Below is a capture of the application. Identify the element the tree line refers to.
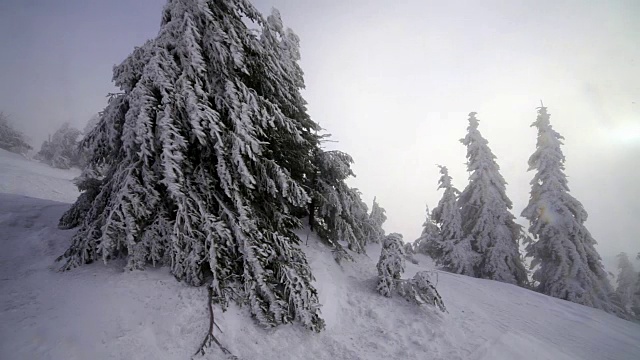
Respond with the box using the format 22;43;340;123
412;108;639;320
0;112;96;170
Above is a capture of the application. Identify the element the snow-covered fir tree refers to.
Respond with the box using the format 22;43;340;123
59;170;102;229
367;197;387;244
84;113;101;135
308;148;371;258
58;0;330;331
432;165;475;276
403;242;420;265
0;112;31;155
413;205;441;259
376;233;406;297
614;252;637;316
522;106;612;311
377;233;446;311
35;122;82;169
403;242;414;254
256;9;321;192
397;271;446;312
459;112;527;286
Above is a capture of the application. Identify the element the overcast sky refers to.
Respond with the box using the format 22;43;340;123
0;0;638;272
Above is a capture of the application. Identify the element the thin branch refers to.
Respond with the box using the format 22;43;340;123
194;285;234;358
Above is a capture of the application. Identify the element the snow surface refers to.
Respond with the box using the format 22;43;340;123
1;149;640;360
0;149;80;203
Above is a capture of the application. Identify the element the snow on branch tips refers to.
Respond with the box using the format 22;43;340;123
57;0;335;333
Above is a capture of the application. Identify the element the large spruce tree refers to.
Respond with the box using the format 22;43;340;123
459;112;527;286
614;252;637;316
308;148;372;257
432;165;475;276
522;106;612;311
413;205;441;259
367;197;387;244
58;0;327;331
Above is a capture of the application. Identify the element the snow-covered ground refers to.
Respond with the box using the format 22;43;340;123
1;148;639;360
0;149;80;203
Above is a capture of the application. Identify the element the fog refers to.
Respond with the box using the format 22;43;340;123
1;0;638;272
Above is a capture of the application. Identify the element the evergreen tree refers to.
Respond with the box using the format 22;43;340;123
308;148;371;257
77;114;102;168
254;9;320;191
0;112;31;155
35;122;83;169
84;113;101;135
59;170;102;229
403;242;420;265
614;252;637;316
397;271;446;312
432;165;475;276
413;205;441;259
403;242;414;255
459;112;527;286
522;106;612;311
376;233;406;297
367;197;387;244
58;0;325;331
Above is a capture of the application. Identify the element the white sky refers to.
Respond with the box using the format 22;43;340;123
0;0;638;271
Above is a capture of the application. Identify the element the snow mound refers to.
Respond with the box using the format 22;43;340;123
1;145;640;359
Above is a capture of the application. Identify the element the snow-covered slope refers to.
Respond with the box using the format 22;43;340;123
1;149;639;360
0;148;80;203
